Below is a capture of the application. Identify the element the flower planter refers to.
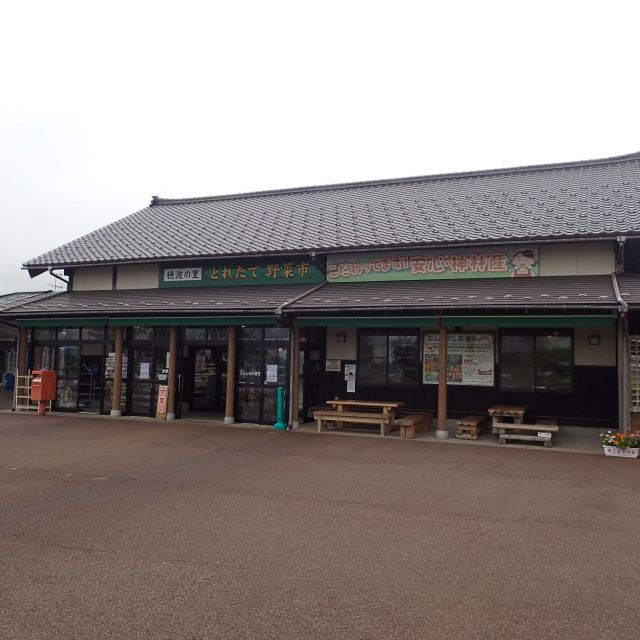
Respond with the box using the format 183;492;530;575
602;446;639;459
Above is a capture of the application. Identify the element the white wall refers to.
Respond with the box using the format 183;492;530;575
116;264;159;289
72;266;113;291
574;327;616;367
539;242;615;276
325;327;357;360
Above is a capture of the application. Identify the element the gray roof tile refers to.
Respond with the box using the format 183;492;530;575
24;152;640;268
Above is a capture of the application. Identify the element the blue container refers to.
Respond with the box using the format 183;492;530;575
3;372;15;392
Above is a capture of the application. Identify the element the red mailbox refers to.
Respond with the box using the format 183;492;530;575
31;370;57;402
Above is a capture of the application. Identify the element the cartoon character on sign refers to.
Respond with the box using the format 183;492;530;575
510;250;536;278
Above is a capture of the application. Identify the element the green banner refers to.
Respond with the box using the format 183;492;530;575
160;257;324;288
327;246;538;282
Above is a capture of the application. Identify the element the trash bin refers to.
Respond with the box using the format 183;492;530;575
3;372;15;392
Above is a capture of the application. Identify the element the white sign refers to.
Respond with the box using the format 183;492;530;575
344;364;356;381
423;333;494;387
325;359;341;372
266;364;278;383
163;267;203;282
537;431;553;439
139;362;151;380
346;380;356;393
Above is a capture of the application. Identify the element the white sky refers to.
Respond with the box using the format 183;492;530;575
1;0;639;294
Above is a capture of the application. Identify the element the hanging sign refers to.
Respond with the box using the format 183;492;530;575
161;256;324;288
327;246;538;283
423;333;495;387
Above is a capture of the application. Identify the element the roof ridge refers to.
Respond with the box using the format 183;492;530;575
150;150;640;207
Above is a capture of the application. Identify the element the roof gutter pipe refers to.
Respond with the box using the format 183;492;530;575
275;282;327;316
48;268;69;285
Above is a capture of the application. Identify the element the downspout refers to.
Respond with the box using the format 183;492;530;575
612;273;630;432
48;268;70;286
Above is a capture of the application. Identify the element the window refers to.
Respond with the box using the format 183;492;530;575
358;330;420;386
500;330;573;392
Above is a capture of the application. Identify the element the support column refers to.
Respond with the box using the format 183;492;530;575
291;320;301;429
110;326;124;417
17;327;28;377
224;325;237;424
618;313;631;433
436;318;449;439
166;326;178;421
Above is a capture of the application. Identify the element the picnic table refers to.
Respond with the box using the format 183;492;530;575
488;404;559;447
314;399;405;437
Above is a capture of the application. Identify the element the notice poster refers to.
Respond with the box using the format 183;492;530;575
139;362;151;380
344;364;356;381
266;364;278;383
422;333;494;387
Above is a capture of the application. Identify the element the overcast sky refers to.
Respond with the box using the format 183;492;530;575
1;0;638;294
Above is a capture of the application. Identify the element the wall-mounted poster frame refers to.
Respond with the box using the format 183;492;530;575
422;332;495;387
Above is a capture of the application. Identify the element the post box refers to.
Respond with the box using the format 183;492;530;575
31;370;58;402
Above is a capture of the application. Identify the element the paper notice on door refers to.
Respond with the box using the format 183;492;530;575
266;364;278;383
140;362;150;380
346;380;356;393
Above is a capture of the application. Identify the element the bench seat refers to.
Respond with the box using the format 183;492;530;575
395;414;430;440
493;421;559;448
314;410;395;437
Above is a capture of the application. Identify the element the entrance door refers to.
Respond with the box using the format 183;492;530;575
78;355;102;413
189;347;226;412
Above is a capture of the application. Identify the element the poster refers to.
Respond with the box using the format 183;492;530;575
346;380;356;393
139;362;151;380
266;364;278;383
325;359;341;372
344;364;356;381
423;333;494;386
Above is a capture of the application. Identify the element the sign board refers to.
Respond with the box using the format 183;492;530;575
325;359;341;372
423;333;494;386
327;246;538;283
266;364;278;383
156;385;169;420
161;257;324;288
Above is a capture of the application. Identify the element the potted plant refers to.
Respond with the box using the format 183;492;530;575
600;431;640;458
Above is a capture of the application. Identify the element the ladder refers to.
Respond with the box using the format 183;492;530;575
12;370;52;413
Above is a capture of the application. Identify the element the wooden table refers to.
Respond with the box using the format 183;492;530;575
314;399;405;437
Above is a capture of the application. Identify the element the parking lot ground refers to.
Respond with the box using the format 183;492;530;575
0;412;638;640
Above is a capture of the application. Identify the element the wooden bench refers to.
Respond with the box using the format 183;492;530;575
493;419;559;448
456;415;489;440
314;410;395;437
395;413;431;440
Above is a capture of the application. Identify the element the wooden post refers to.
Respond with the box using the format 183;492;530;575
291;320;301;429
17;327;28;377
110;326;124;417
166;326;178;421
618;313;631;433
224;325;237;424
436;318;449;439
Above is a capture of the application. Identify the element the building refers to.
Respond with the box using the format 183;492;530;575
4;151;640;434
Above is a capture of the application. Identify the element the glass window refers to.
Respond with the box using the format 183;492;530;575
133;348;154;380
56;379;78;409
238;345;263;383
208;327;229;343
265;327;290;341
358;331;420;386
500;331;573;393
57;346;80;378
239;327;263;341
155;327;170;343
264;346;288;385
57;327;80;341
237;386;261;421
33;345;54;370
183;327;207;341
33;329;53;341
82;327;105;341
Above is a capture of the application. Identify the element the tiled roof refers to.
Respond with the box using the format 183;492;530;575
1;284;318;318
0;291;54;311
1;277;619;318
616;274;640;308
290;276;618;312
24;151;640;268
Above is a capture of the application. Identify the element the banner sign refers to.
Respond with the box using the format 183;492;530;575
423;333;494;387
327;246;538;282
161;257;324;288
156;385;169;420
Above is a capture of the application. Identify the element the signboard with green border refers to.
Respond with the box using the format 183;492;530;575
160;256;324;288
327;246;538;283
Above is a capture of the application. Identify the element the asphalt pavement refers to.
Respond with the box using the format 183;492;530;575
0;412;638;640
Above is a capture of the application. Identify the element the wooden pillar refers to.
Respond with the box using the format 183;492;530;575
110;326;124;417
291;320;301;429
618;313;631;433
436;318;449;439
17;327;28;377
166;326;179;421
224;325;237;424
